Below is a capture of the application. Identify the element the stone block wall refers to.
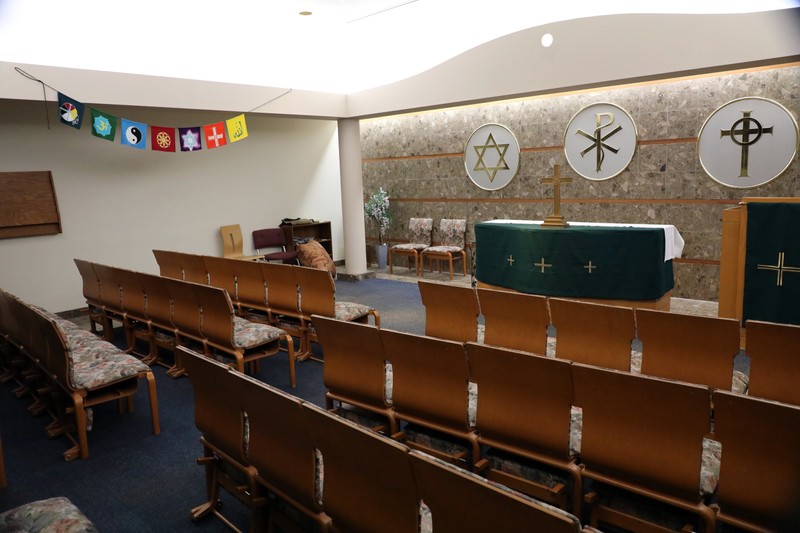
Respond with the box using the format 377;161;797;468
360;64;799;301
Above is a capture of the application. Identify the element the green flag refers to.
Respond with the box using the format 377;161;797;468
90;108;117;142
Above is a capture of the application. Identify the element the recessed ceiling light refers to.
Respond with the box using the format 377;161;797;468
299;11;312;16
541;33;554;47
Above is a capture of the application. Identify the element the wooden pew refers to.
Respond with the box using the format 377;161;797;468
636;308;740;390
418;280;480;342
466;342;582;513
711;390;800;532
477;287;549;355
237;370;331;531
549;298;635;371
153;249;208;284
743;319;800;405
180;346;266;531
135;271;180;368
1;288;160;460
294;265;378;360
302;401;419;533
313;315;395;433
73;258;110;339
380;328;479;468
409;450;588;533
152;249;184;279
572;363;716;532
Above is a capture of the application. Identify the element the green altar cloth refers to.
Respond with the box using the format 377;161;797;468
475;221;675;300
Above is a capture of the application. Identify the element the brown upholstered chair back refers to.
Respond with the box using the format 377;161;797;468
409;451;583;533
163;277;203;339
302;401;419;533
137;272;172;326
418;280;479;342
181;347;247;466
259;261;299;315
381;328;470;433
237;372;323;518
550;297;635;371
636;308;740;389
152;249;183;279
294;265;335;317
73;258;102;305
744;319;800;406
115;267;147;319
467;342;573;460
90;263;123;312
712;390;800;531
572;362;711;502
478;288;549;354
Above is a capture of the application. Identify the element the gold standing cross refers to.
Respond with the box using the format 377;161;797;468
542;164;572;227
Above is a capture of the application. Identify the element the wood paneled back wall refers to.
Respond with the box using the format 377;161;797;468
360;64;800;301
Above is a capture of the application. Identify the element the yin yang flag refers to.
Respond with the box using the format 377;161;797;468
57;92;85;130
121;118;147;150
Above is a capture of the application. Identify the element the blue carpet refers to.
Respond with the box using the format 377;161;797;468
0;277;424;532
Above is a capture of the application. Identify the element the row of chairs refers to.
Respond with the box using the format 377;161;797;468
420;280;800;405
181;345;595;533
314;315;800;533
0;287;159;460
390;218;468;279
74;259;296;385
152;249;379;360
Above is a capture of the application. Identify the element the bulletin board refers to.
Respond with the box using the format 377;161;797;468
0;171;62;239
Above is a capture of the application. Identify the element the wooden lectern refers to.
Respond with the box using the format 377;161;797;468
718;197;800;331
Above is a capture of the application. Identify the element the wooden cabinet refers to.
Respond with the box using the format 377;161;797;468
283;221;333;256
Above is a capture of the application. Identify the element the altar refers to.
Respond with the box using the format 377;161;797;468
474;220;684;309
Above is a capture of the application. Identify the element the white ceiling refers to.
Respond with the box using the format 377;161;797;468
1;0;798;94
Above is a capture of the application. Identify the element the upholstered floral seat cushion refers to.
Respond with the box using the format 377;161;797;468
66;331;150;390
0;496;98;533
333;301;371;322
421;245;463;254
392;218;433;251
232;316;284;349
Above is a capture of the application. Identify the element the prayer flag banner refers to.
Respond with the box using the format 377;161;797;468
151;126;176;152
203;122;227;149
226;114;248;143
121;118;147;150
58;93;85;130
90;108;117;141
179;127;202;152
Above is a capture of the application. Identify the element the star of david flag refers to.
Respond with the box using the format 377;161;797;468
225;114;249;143
121;119;147;150
179;127;202;152
57;93;85;130
90;108;117;141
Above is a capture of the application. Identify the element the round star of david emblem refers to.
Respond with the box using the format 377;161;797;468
698;97;798;189
464;123;520;191
564;102;638;181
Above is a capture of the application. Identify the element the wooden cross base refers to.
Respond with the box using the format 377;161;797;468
542;215;569;228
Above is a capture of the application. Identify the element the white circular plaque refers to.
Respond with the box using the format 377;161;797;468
464;123;520;191
564;102;638;181
698;97;799;189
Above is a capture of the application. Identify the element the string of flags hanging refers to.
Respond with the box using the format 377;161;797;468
59;91;246;153
17;67;292;154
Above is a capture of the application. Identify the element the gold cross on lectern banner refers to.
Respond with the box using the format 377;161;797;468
758;252;800;286
542;164;572;227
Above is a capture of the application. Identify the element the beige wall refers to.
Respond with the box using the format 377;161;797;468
360;65;800;301
0;100;342;312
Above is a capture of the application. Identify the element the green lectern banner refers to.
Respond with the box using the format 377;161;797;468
743;202;800;326
475;222;674;300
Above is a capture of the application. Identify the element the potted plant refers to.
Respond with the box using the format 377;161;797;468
364;187;392;268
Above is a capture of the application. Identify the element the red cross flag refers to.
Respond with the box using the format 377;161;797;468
203;122;227;149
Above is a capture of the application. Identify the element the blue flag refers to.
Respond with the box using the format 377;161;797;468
121;118;147;150
57;93;85;130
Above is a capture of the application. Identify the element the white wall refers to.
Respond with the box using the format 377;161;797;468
0;100;342;312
